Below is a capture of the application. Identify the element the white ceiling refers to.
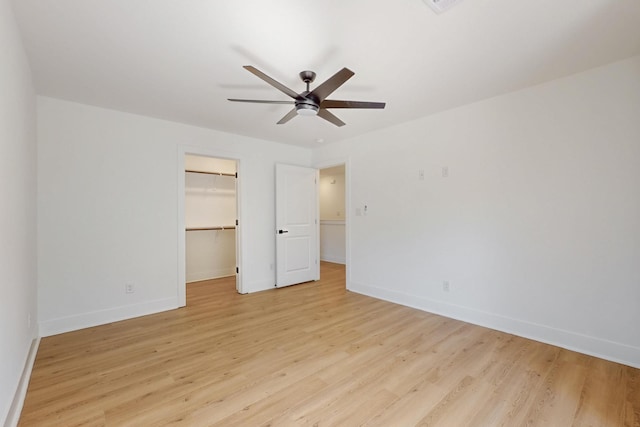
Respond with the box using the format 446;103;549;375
11;0;640;148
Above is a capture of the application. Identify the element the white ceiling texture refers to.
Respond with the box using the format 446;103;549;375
11;0;640;148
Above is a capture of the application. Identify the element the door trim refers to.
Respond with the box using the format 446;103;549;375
314;157;351;288
177;145;244;307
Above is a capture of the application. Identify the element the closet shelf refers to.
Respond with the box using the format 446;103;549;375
185;169;236;178
186;226;236;231
185;188;235;194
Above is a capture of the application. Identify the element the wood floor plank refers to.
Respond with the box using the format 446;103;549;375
572;357;626;427
18;262;640;426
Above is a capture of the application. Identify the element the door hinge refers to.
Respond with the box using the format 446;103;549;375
236;267;239;274
235;172;238;178
236;219;238;226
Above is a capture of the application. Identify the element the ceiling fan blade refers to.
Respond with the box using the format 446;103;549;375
308;68;355;102
228;99;294;105
321;100;386;109
317;109;346;127
243;66;301;100
277;108;298;125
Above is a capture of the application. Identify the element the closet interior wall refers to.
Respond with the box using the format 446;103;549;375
185;155;237;283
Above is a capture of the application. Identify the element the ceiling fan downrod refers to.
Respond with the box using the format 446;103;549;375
299;71;316;92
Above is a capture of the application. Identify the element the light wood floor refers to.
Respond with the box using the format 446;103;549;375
20;262;639;426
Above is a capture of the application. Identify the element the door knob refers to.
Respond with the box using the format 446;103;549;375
278;229;289;234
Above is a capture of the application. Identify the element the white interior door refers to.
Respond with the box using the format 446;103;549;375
276;164;319;287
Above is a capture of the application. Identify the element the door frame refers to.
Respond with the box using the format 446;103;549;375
314;157;351;287
177;145;244;307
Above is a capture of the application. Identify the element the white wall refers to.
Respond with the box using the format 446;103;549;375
0;0;38;424
185;155;236;176
185;155;237;282
313;55;640;368
186;229;236;282
319;167;345;220
37;97;310;336
319;222;346;264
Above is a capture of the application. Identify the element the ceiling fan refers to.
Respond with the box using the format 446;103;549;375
228;66;385;127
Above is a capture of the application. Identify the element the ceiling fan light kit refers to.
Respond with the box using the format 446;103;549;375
228;66;386;127
296;105;319;116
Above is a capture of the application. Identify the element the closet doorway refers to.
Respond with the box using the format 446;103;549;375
319;164;347;270
184;154;240;301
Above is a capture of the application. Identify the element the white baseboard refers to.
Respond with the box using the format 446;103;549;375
186;267;236;283
39;297;178;337
4;337;40;427
320;253;346;264
348;280;640;369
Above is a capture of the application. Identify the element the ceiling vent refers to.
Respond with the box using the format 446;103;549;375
423;0;464;14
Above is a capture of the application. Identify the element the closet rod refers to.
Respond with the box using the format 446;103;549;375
185;169;236;178
186;226;236;231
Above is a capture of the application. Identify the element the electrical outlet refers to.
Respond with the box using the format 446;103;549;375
125;282;135;294
419;169;425;180
27;313;31;329
443;281;450;292
442;166;449;178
